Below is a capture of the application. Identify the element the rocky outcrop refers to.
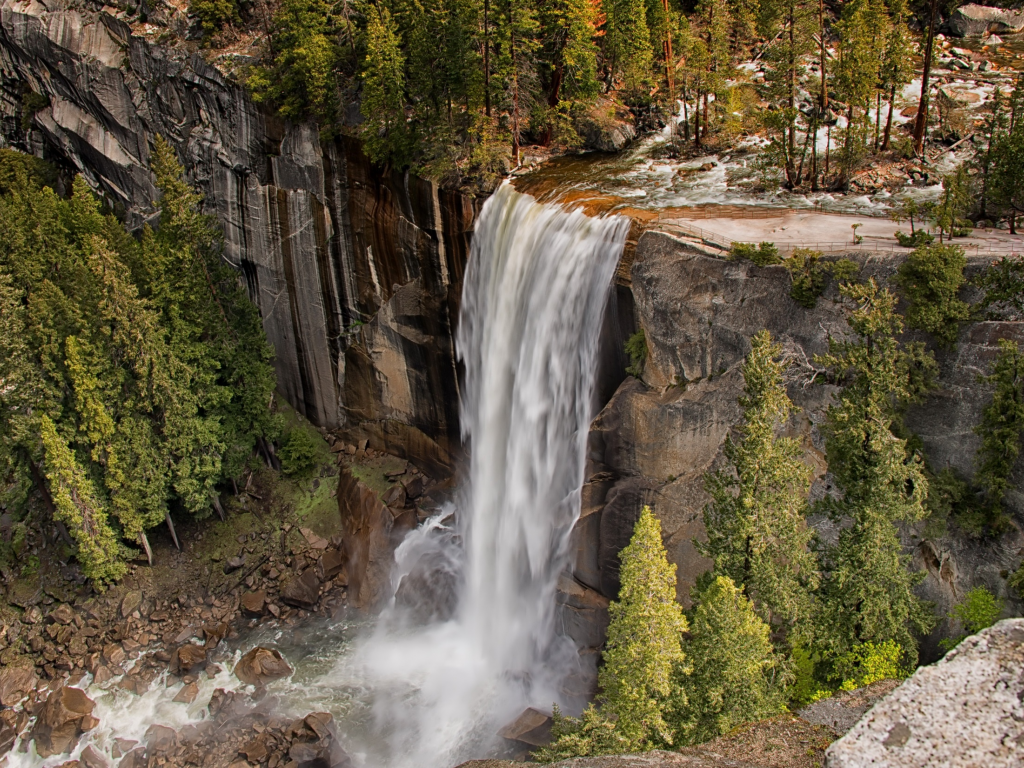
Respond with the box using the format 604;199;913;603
0;0;478;470
825;619;1024;767
569;231;1024;656
946;4;1024;36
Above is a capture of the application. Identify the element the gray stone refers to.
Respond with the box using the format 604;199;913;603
825;619;1024;767
947;4;1024;36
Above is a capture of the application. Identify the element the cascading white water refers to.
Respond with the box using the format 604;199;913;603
345;182;629;767
3;183;628;768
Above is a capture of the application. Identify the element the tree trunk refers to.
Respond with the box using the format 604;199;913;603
819;0;828;112
166;512;180;551
882;84;896;150
663;0;675;100
140;531;153;566
913;0;939;155
875;91;882;150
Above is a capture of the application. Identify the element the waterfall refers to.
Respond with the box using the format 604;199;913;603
348;183;629;767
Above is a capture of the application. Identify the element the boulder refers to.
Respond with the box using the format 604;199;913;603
118;749;147;768
119;591;142;619
0;719;16;758
498;708;553;747
170;643;207;675
825;619;1024;767
0;664;37;706
173;682;199;704
145;724;177;753
798;679;900;735
241;590;266;616
280;569;321;609
319;549;347;581
49;604;75;625
79;745;109;768
234;647;293;686
30;685;96;757
947;4;1024;36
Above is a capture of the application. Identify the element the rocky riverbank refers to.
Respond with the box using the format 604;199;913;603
0;421;453;767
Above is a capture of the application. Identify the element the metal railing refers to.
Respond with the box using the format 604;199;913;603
653;220;1024;260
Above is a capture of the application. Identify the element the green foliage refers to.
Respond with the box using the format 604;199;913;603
625;328;647;378
20;90;49;132
700;330;817;640
973;340;1024;529
813;280;937;663
939;587;1003;652
600;505;688;749
360;5;410;167
785;249;859;309
894;230;934;248
931;166;973;243
836;640;911;690
894;243;969;349
189;0;240;33
1008;564;1024;598
40;416;126;587
279;423;329;477
990;84;1024;232
247;0;341;125
731;241;780;266
0;143;278;583
533;705;629;761
671;576;786;745
976;255;1024;320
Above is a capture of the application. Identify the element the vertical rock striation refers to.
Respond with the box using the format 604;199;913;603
0;0;479;469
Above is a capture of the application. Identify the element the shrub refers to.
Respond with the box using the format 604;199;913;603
785;249;859;309
939;587;1003;652
836;640;911;691
189;0;240;33
894;243;970;349
894;230;934;248
624;329;647;378
279;423;328;477
731;241;781;266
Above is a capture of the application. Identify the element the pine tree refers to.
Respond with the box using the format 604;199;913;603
878;0;914;151
974;340;1024;522
361;5;410;167
40;416;126;587
701;330;818;641
670;576;786;745
814;280;937;663
246;0;340;125
495;0;540;166
894;242;969;349
760;0;814;187
600;505;688;750
991;87;1024;234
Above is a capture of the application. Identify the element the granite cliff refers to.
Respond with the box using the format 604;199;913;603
0;0;478;475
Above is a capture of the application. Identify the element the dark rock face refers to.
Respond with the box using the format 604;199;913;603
0;0;479;471
570;231;1024;656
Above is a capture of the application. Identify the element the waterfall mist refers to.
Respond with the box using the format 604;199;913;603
344;183;629;767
